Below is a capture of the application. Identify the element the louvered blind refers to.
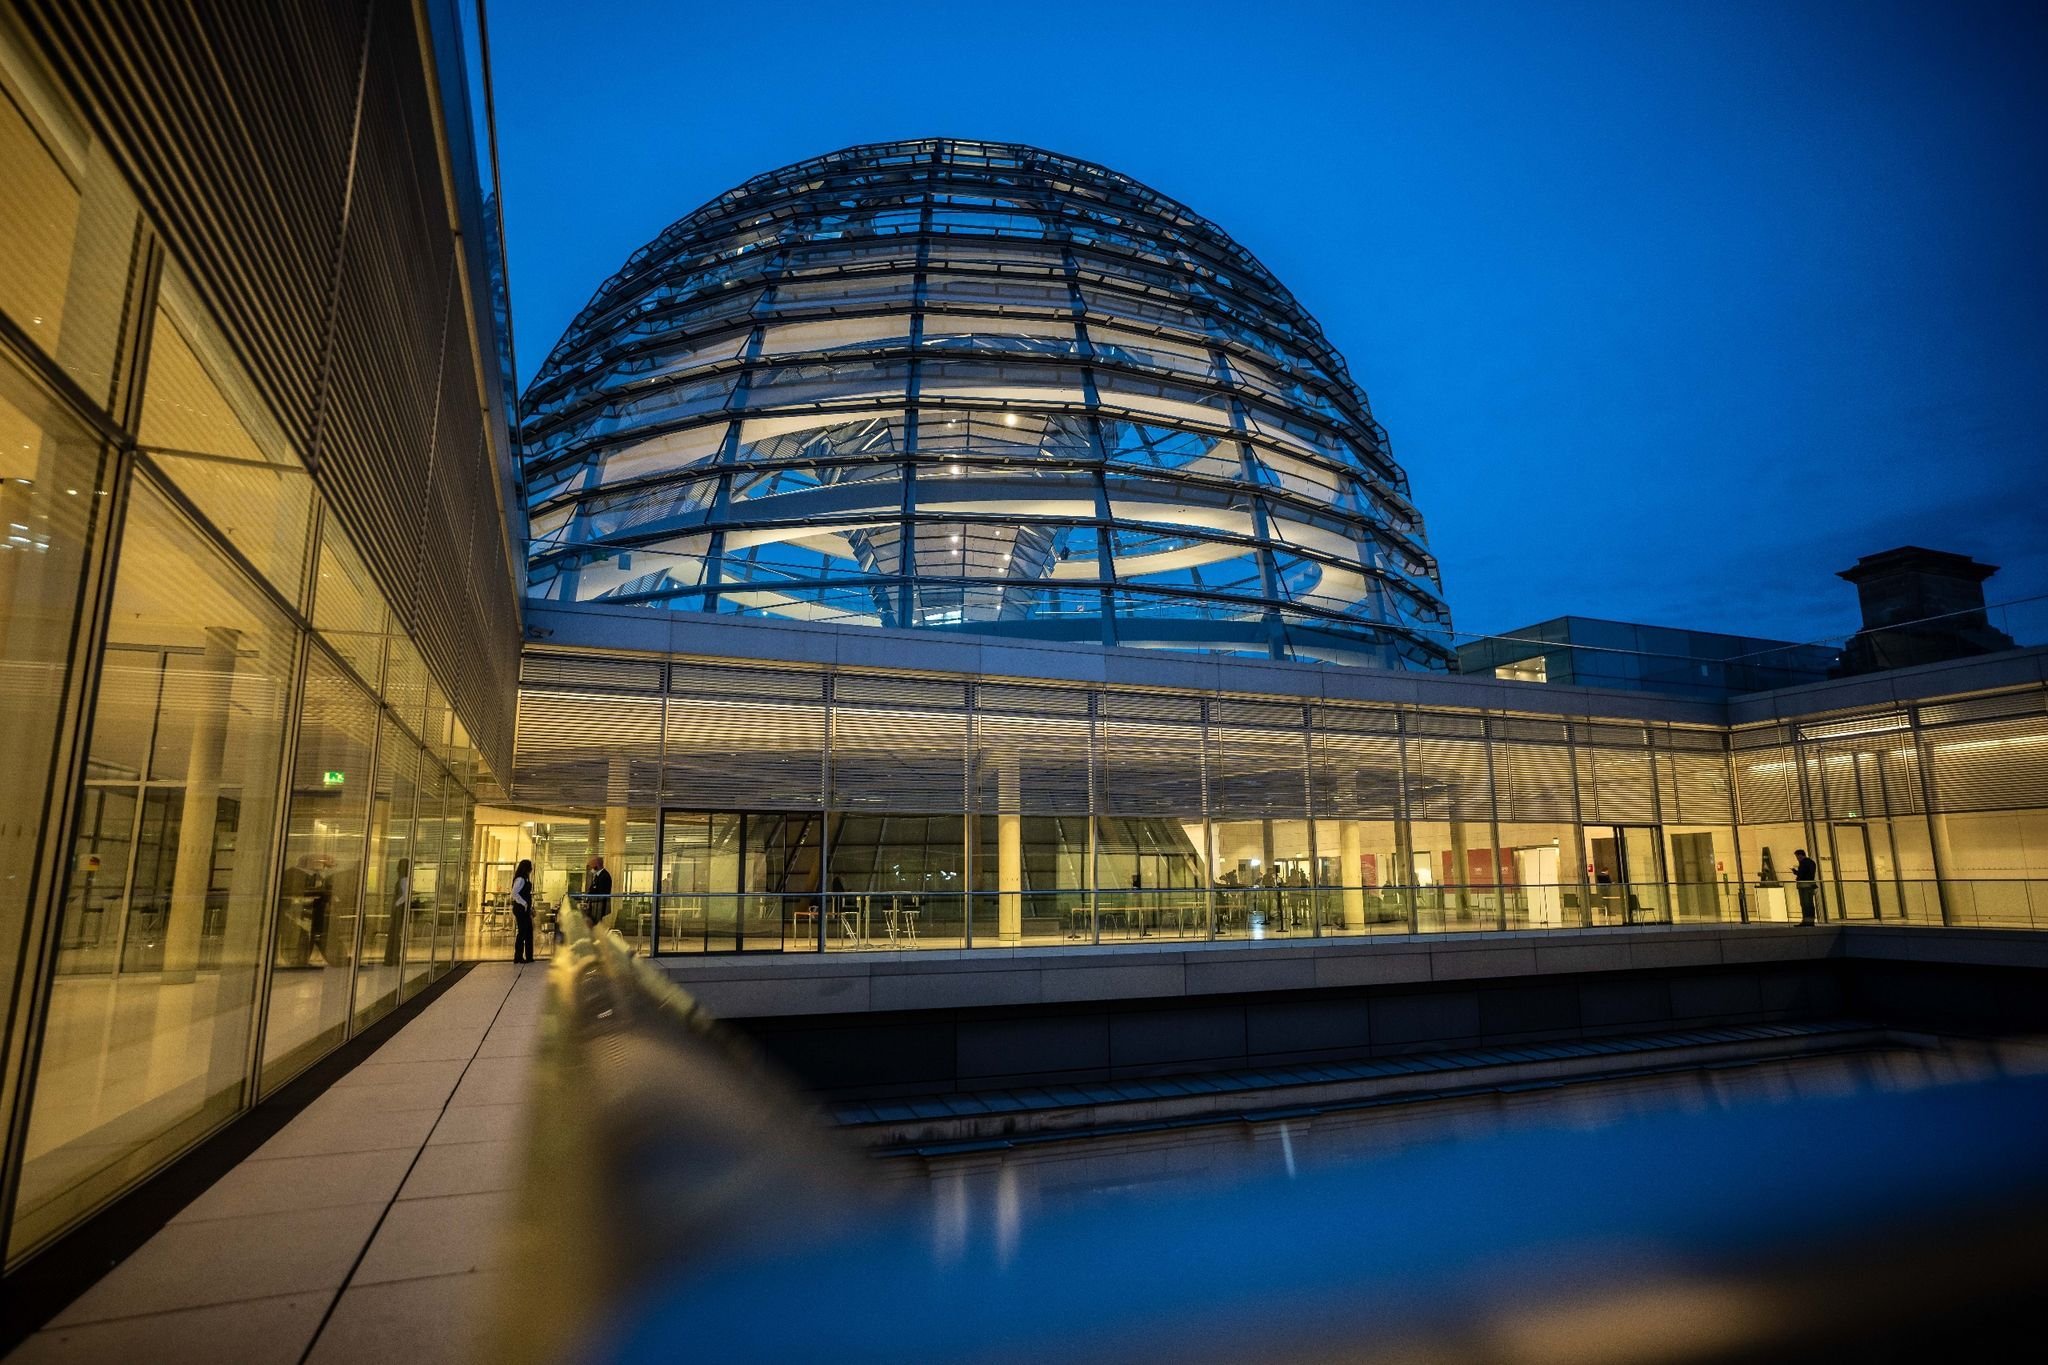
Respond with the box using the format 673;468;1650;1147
1098;719;1205;817
1311;731;1402;819
1497;743;1578;822
1577;746;1655;823
974;683;1092;717
1405;737;1492;821
665;696;824;809
1917;689;2046;728
512;688;662;805
1733;746;1802;824
969;713;1092;813
829;705;966;811
833;674;969;709
1210;723;1310;817
1657;750;1735;824
1923;714;2048;812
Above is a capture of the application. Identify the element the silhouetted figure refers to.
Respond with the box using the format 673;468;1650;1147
583;855;613;929
1793;849;1821;924
510;857;535;963
384;858;412;965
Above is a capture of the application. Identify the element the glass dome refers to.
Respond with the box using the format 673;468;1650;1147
521;138;1453;667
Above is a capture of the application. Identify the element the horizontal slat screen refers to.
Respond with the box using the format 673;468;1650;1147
21;0;524;777
1210;725;1310;818
1659;751;1735;824
512;689;662;805
1405;711;1484;738
1734;746;1802;824
1100;691;1203;723
832;674;969;709
1098;719;1204;816
1311;731;1401;820
1405;738;1491;821
1923;715;2048;812
669;662;825;701
829;705;966;811
1917;689;2045;728
1498;743;1578;822
1578;746;1655;823
666;696;824;810
973;683;1092;717
970;713;1092;813
1313;704;1399;735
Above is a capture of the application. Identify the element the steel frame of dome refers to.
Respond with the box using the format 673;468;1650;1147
521;138;1455;668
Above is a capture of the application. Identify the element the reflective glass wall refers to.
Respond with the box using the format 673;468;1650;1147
514;648;2048;952
0;12;506;1268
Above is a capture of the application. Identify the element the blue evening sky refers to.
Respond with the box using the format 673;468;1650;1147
486;0;2047;646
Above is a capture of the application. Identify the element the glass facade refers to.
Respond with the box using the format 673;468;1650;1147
510;648;2048;952
0;9;511;1267
521;139;1454;668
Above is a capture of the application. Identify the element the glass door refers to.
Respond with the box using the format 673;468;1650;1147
1587;825;1666;924
1828;821;1880;921
661;812;822;952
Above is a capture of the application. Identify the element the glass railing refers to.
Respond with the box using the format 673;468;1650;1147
552;880;2048;955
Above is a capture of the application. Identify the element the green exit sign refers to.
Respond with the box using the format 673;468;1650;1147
322;770;346;787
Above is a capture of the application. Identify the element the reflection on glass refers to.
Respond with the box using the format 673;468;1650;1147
16;476;292;1253
260;654;376;1089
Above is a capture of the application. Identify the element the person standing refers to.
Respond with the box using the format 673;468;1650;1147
384;858;412;965
1792;848;1822;924
509;858;536;963
583;855;613;930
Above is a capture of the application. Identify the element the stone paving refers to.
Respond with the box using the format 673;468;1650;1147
10;963;545;1365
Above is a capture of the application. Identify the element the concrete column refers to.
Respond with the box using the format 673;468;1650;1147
161;628;238;983
1449;817;1470;914
997;814;1022;943
998;756;1022;942
604;756;630;870
1340;820;1366;929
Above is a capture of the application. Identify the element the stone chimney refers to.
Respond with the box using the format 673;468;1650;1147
1834;546;2015;675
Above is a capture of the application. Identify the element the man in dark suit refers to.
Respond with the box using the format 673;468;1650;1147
1792;849;1822;924
583;855;614;930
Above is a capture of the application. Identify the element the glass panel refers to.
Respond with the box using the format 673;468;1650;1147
311;516;388;691
0;349;117;1170
0;20;140;398
659;812;737;952
14;475;294;1256
1097;815;1206;942
1665;825;1736;923
355;721;419;1027
1209;819;1313;940
1496;822;1579;929
261;653;376;1089
969;813;1081;947
401;766;444;994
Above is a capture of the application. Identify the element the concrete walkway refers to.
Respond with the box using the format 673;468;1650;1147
12;963;545;1365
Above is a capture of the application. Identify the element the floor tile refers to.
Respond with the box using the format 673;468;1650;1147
53;1201;386;1323
305;1269;503;1365
350;1191;513;1284
425;1102;525;1146
172;1147;415;1224
16;1291;327;1365
251;1105;441;1161
397;1139;524;1201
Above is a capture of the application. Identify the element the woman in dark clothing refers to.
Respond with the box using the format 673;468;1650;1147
510;858;536;963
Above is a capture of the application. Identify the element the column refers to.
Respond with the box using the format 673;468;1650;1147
1340;820;1366;929
998;753;1022;943
161;628;238;983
